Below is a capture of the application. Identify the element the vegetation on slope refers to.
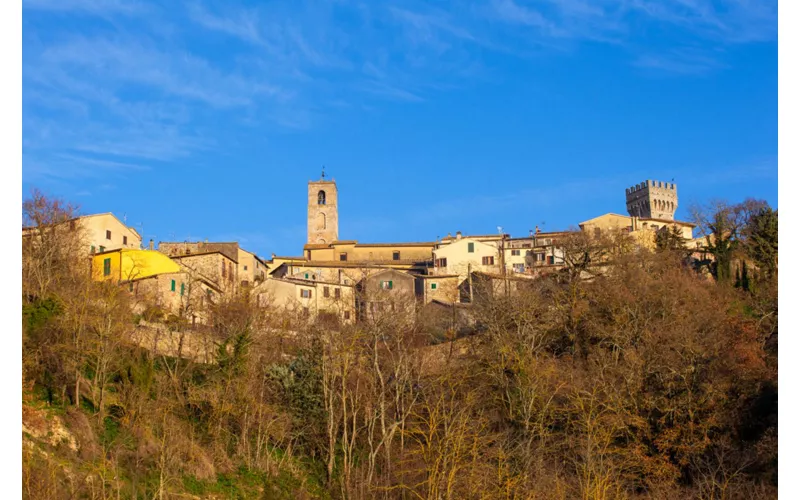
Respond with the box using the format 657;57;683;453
22;191;777;499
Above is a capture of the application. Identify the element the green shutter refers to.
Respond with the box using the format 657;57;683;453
99;246;105;252
388;280;393;289
90;245;95;254
431;283;437;290
180;283;185;296
468;242;474;253
103;258;111;276
129;282;134;292
171;280;176;292
305;273;309;279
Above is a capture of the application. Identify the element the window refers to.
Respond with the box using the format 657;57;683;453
123;235;128;245
482;256;495;265
380;280;393;290
90;245;96;254
344;311;351;320
106;230;111;240
222;260;226;277
511;249;520;256
69;220;76;231
547;256;555;265
170;280;176;292
318;190;326;205
229;262;233;281
435;258;447;268
431;283;437;290
129;282;134;292
513;263;525;273
180;283;185;296
244;265;248;271
301;289;312;298
99;246;105;252
335;288;341;299
305;273;309;279
103;258;111;276
393;251;400;261
467;242;475;253
340;253;348;261
324;286;330;298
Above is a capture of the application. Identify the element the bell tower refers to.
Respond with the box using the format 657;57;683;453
308;169;338;245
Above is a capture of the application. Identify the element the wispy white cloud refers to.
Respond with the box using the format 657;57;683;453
22;0;776;186
23;0;146;16
633;47;728;75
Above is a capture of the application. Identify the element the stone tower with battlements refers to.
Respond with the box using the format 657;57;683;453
308;177;339;245
625;180;678;220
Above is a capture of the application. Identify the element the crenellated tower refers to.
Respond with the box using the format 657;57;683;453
625;180;678;220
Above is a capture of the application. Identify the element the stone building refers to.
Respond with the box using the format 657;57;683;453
169;250;238;294
357;269;417;323
415;274;461;304
625;179;678;220
255;277;355;326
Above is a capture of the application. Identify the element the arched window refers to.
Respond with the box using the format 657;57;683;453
317;212;326;230
318;190;326;205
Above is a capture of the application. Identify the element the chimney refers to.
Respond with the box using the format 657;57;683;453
271;253;276;259
529;229;534;237
149;239;154;250
535;226;541;234
456;231;462;240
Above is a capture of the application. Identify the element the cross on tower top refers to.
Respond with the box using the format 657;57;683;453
321;166;326;179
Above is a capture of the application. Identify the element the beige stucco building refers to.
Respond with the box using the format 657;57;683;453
432;235;502;279
23;212;142;255
579;213;695;249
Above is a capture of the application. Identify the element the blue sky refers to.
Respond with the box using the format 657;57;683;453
22;0;777;257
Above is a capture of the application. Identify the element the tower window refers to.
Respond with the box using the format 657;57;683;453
106;230;111;240
318;190;326;205
393;251;400;260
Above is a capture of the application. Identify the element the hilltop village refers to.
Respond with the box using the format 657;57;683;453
36;176;703;329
